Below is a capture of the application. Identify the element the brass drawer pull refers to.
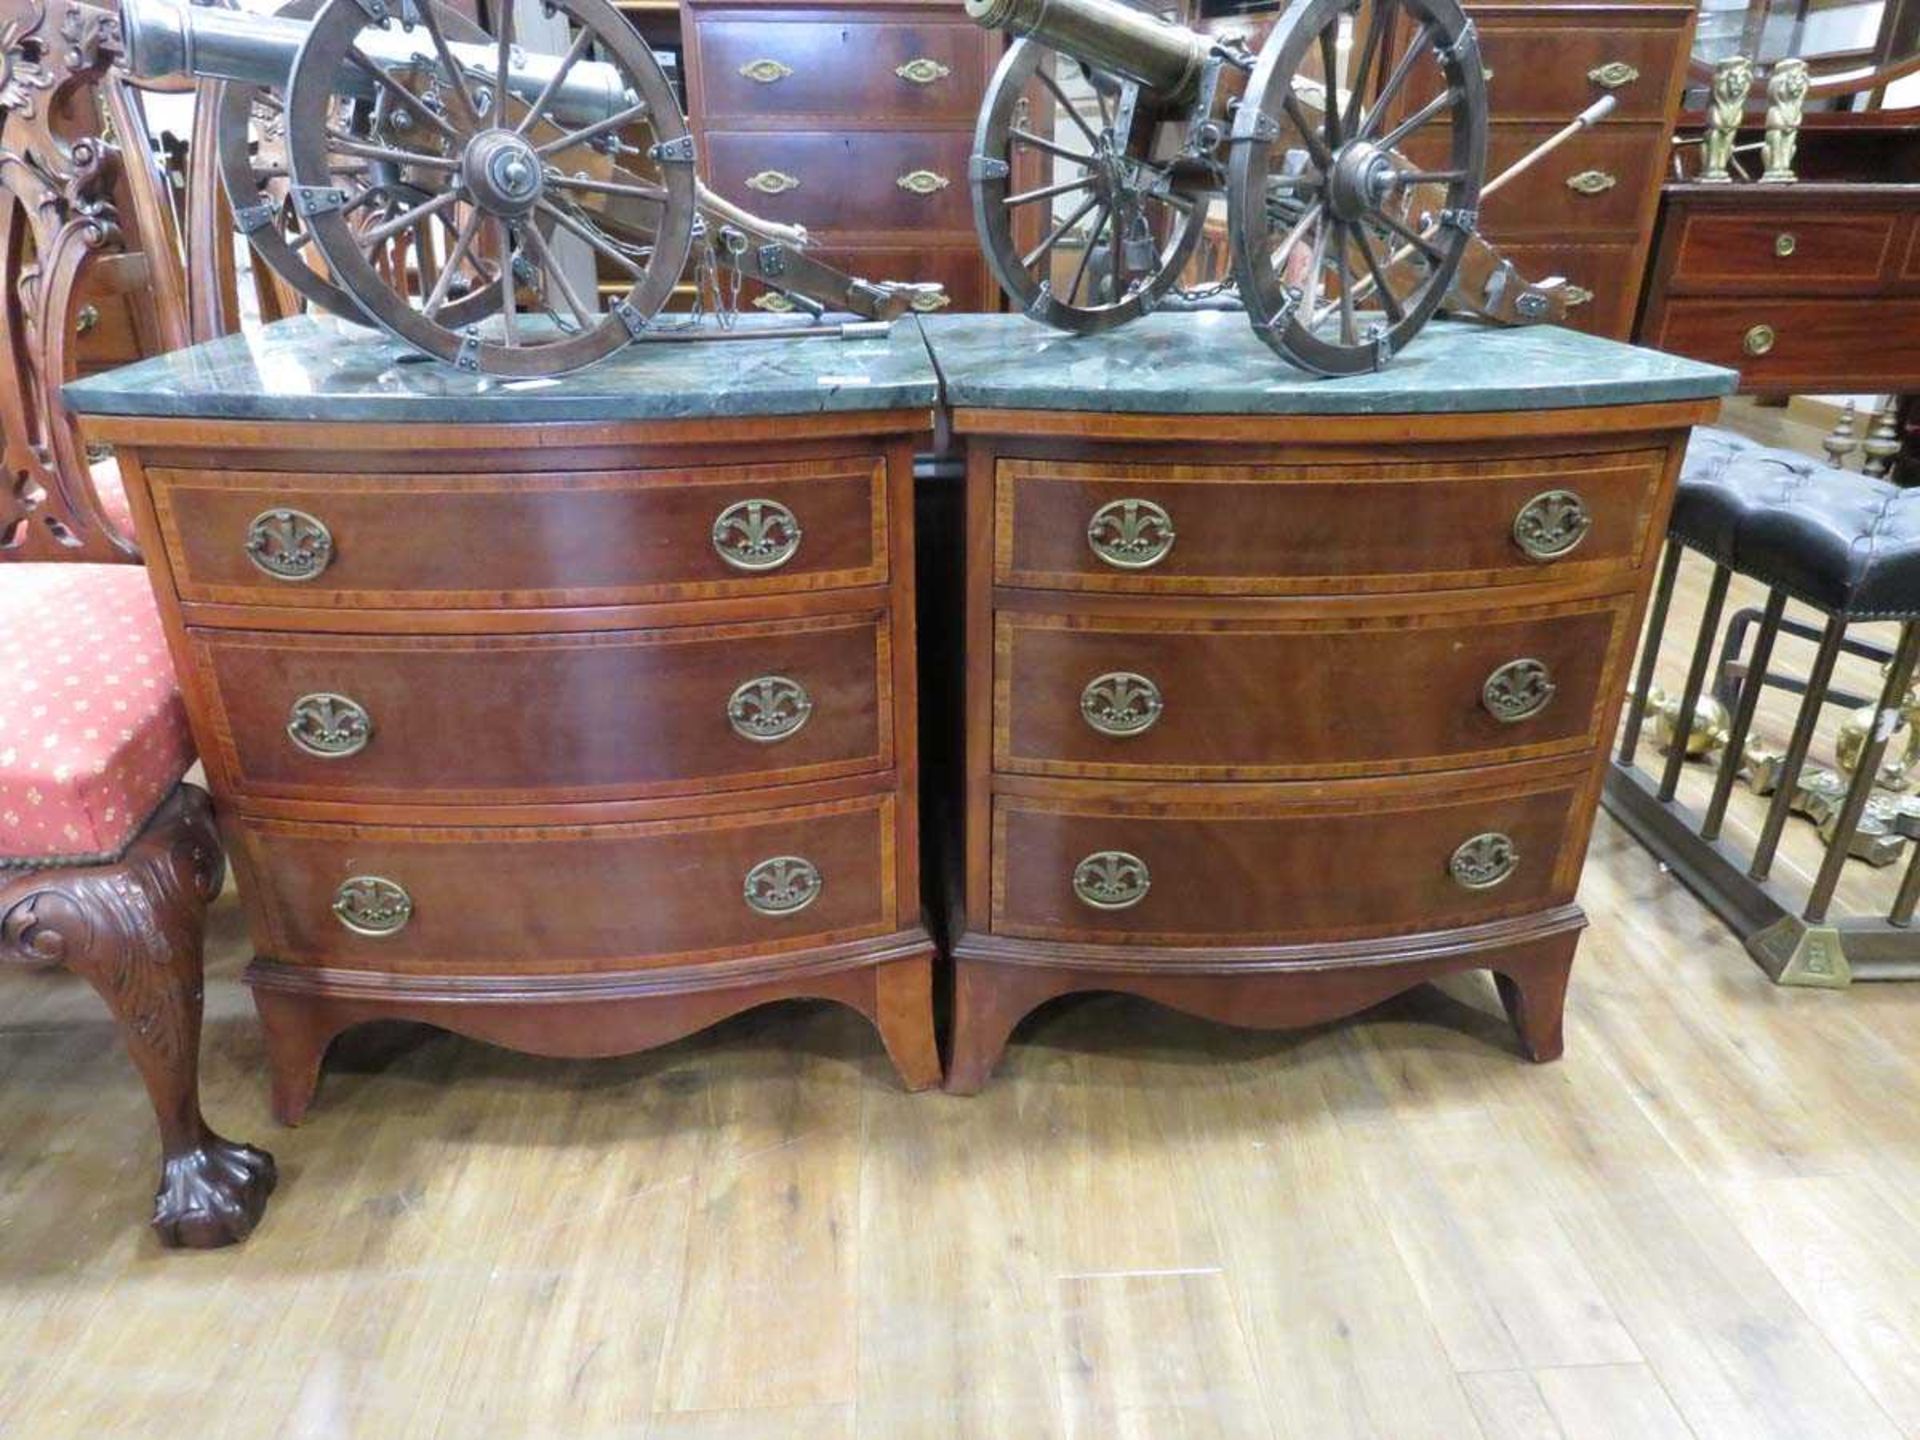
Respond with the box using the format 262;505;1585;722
1775;232;1796;258
1450;833;1518;890
1081;671;1163;737
896;169;951;196
1744;323;1776;357
738;58;792;84
746;169;800;195
332;876;413;937
1587;61;1639;89
75;302;100;334
911;289;952;312
753;292;797;313
1482;659;1556;723
1563;284;1594;308
712;498;802;572
287;692;373;758
744;855;822;916
1566;169;1617;196
245;507;334;581
728;675;813;742
895;57;950;84
1087;498;1175;569
1073;850;1151;910
1512;490;1591;562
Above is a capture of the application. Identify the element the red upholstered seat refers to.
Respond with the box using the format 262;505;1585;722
0;564;194;864
90;455;135;541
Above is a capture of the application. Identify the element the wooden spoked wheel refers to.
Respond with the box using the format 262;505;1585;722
285;0;695;376
971;37;1207;331
1228;0;1486;375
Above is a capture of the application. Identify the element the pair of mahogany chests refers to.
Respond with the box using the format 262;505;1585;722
66;312;1734;1111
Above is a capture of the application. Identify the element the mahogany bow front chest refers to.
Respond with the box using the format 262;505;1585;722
66;316;944;1120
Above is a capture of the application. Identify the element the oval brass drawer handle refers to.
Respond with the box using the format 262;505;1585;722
287;692;373;758
1563;284;1594;308
1587;61;1639;89
1744;323;1776;357
753;292;797;313
1482;659;1556;723
1450;833;1518;890
1775;232;1796;258
728;675;813;742
1072;850;1151;910
1087;498;1175;569
332;875;413;937
1512;489;1591;562
895;57;950;84
738;58;792;84
744;855;822;916
712;498;802;572
896;169;951;196
245;507;334;582
911;289;951;312
746;169;800;195
1566;169;1617;196
75;302;100;334
1081;671;1163;737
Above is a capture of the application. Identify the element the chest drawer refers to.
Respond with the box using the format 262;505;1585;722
693;18;988;124
994;448;1666;595
991;776;1584;944
1494;242;1640;340
235;794;897;971
1644;297;1920;390
189;612;890;804
150;457;887;609
1667;211;1898;290
702;130;974;237
994;597;1631;780
1407;127;1658;238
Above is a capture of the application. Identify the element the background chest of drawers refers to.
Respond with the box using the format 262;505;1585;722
923;312;1732;1091
66;314;943;1122
680;0;1002;314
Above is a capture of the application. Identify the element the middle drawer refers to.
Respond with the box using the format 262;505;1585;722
995;595;1633;780
188;612;891;805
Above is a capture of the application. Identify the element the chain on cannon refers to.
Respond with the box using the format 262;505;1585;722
964;0;1613;375
110;0;945;375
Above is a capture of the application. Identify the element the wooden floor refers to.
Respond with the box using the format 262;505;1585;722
6;403;1920;1440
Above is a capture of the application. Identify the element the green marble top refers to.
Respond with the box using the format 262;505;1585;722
63;308;1736;424
919;311;1737;414
62;313;941;423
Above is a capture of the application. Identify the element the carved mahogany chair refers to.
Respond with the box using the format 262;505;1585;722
0;0;273;1245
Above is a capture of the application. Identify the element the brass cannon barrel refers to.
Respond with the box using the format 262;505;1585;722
965;0;1214;102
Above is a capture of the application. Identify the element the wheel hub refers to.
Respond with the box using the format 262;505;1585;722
1326;141;1397;223
464;129;545;216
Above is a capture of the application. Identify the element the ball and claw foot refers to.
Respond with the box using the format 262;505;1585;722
152;1135;278;1249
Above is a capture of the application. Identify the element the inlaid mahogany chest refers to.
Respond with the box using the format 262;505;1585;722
65;316;944;1120
921;312;1734;1090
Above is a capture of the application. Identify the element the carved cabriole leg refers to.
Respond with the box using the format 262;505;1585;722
0;786;275;1247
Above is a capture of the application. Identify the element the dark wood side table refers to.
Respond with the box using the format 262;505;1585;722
919;312;1735;1091
66;314;943;1121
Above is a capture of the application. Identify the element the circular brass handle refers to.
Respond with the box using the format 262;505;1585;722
1087;498;1175;570
1081;671;1163;737
712;498;802;572
1774;232;1796;258
1450;833;1518;890
744;855;822;916
75;303;100;334
1072;850;1151;910
728;675;813;742
1512;490;1591;562
332;876;412;936
287;692;373;758
1482;659;1556;723
245;507;334;581
1744;323;1776;357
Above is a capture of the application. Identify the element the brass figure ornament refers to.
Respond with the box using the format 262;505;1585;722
1700;55;1753;182
1761;58;1808;184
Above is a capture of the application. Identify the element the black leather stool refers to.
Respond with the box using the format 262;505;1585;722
1605;428;1920;985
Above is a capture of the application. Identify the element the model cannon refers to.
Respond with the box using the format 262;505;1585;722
965;0;1604;374
109;0;943;375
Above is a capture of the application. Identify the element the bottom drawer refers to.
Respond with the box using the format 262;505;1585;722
235;793;896;971
1494;241;1640;340
992;775;1584;944
1643;296;1920;390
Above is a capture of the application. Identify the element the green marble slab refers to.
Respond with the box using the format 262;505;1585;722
63;313;941;422
918;311;1737;414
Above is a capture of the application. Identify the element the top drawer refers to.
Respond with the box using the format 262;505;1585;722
1666;209;1899;291
694;18;988;125
994;448;1669;595
149;456;888;610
